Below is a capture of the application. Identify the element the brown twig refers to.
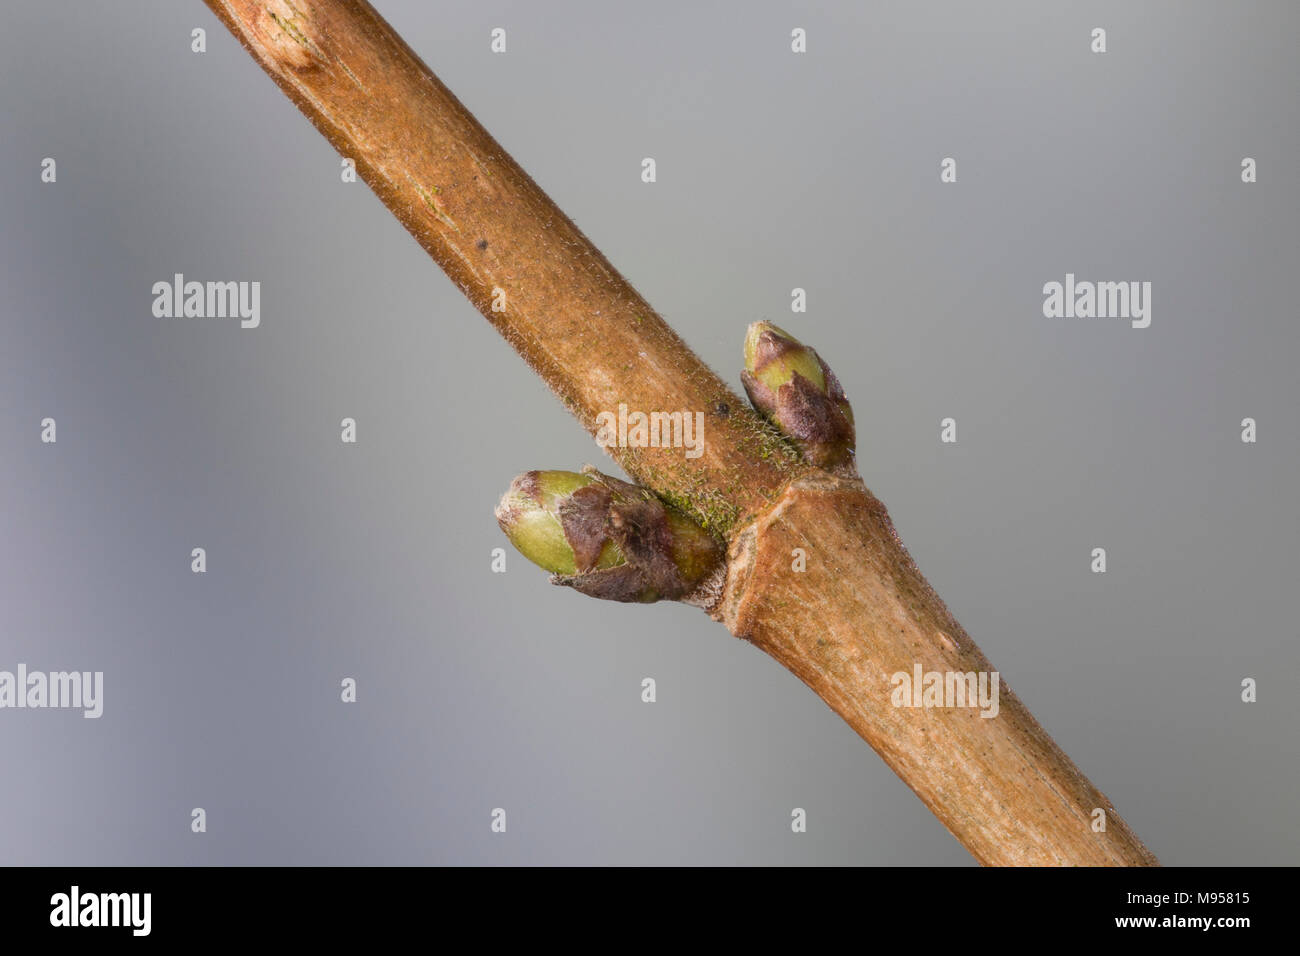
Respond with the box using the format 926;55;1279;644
203;0;1159;866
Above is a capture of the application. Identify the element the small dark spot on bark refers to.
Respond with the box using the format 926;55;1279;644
713;401;730;417
476;239;489;250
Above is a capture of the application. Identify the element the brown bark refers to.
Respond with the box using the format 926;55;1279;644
203;0;1159;865
717;475;1156;865
203;0;806;536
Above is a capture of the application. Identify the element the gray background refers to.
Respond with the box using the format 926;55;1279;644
2;0;1297;865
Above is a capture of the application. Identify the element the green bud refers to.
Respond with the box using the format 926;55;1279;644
496;470;625;575
495;467;723;603
741;321;855;468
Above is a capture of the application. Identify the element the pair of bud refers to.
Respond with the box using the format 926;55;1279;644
496;322;855;603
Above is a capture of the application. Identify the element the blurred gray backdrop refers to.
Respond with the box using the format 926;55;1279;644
2;1;1297;865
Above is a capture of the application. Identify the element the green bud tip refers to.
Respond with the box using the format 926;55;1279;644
741;321;856;469
495;471;625;575
495;468;723;604
744;322;826;393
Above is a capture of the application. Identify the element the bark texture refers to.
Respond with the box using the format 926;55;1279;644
717;475;1157;865
204;0;807;536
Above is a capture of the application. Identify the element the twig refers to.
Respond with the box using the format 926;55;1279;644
203;0;1159;866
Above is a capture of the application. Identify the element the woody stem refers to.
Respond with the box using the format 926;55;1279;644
203;0;1159;866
